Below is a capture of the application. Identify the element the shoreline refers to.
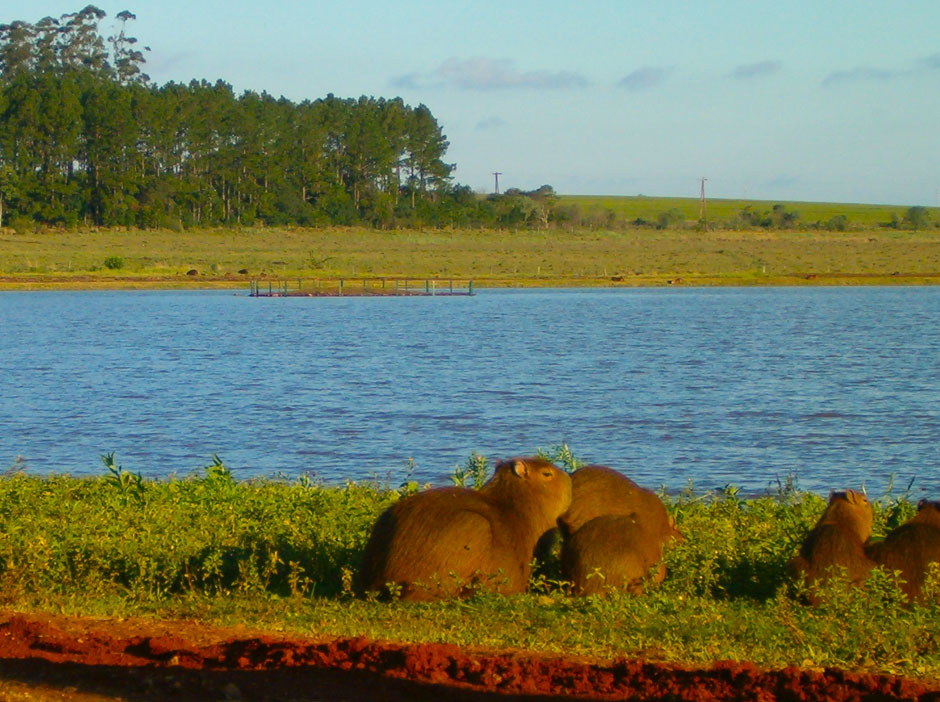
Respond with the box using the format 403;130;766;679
2;271;940;291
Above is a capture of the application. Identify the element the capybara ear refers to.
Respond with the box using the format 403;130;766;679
512;459;528;478
846;490;867;505
918;499;930;511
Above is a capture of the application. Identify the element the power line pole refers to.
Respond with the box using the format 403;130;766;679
699;177;708;228
492;172;502;195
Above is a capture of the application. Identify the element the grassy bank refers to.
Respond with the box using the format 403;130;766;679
1;216;939;290
561;195;939;229
2;454;938;677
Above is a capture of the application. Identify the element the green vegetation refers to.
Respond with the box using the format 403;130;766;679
3;223;940;289
2;453;939;677
560;195;938;232
0;7;456;230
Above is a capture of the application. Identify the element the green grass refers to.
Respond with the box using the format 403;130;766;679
561;194;940;229
2;221;940;289
2;453;939;677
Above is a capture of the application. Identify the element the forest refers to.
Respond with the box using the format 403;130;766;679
1;7;932;235
0;6;556;230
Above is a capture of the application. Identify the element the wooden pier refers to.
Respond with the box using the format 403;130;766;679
248;278;475;298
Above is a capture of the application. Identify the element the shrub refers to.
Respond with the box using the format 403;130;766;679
103;255;125;270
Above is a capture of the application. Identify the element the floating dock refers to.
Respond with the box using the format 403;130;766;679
249;279;475;297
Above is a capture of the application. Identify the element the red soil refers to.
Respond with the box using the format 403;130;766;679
0;610;938;701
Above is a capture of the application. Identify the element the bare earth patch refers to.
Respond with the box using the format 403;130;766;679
1;611;938;701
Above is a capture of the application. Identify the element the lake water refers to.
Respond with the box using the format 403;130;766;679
1;287;938;496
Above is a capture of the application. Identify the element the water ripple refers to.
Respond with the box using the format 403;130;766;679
2;287;940;495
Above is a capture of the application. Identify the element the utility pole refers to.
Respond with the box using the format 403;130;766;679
492;172;502;195
699;177;708;228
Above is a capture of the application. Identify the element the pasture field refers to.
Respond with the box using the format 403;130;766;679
1;452;938;677
560;194;939;229
1;214;940;289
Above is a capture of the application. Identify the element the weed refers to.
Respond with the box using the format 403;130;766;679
451;451;490;488
101;452;145;506
2;454;940;677
536;443;583;472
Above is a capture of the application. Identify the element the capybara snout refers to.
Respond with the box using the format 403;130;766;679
358;456;572;601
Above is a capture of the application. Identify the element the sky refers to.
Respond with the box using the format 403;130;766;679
3;0;939;206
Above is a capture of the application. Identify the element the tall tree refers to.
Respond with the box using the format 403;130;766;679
108;10;149;85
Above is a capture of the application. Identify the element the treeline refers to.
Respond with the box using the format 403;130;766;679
1;8;933;233
0;6;484;230
579;202;934;233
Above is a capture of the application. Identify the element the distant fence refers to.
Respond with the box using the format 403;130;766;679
248;278;475;297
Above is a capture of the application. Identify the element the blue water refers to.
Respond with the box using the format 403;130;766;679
1;287;938;495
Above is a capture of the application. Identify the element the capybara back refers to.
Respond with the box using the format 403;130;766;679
788;489;875;604
561;514;668;595
558;465;680;596
358;456;571;600
866;500;940;601
559;465;680;543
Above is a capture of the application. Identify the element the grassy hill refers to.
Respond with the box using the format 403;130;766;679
559;195;938;229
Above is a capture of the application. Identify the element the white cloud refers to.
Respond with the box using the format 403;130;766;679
618;65;673;91
393;57;588;91
822;66;899;86
729;60;781;79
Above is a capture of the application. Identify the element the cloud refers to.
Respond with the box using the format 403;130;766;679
475;116;506;131
823;52;940;86
729;60;781;80
918;52;940;70
822;66;900;86
392;57;588;91
617;65;673;91
392;72;429;90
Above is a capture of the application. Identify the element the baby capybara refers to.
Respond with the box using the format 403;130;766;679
866;500;940;602
561;513;672;595
358;456;572;601
788;489;875;605
558;465;682;595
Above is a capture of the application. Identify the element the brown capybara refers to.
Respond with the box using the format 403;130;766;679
558;465;682;596
358;456;572;601
561;513;672;595
865;500;940;602
559;465;681;543
788;489;875;605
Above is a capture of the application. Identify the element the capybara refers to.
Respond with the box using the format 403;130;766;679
561;513;672;595
788;489;875;604
558;465;682;596
866;500;940;602
559;465;681;542
358;456;572;601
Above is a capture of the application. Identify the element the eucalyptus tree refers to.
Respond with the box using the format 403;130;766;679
403;104;453;208
0;5;466;229
108;10;149;85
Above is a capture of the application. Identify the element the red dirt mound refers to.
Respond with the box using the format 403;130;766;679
0;610;938;701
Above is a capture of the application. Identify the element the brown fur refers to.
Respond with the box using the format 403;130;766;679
358;457;572;601
561;514;669;595
558;465;681;596
788;489;875;605
559;465;682;542
865;500;940;602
